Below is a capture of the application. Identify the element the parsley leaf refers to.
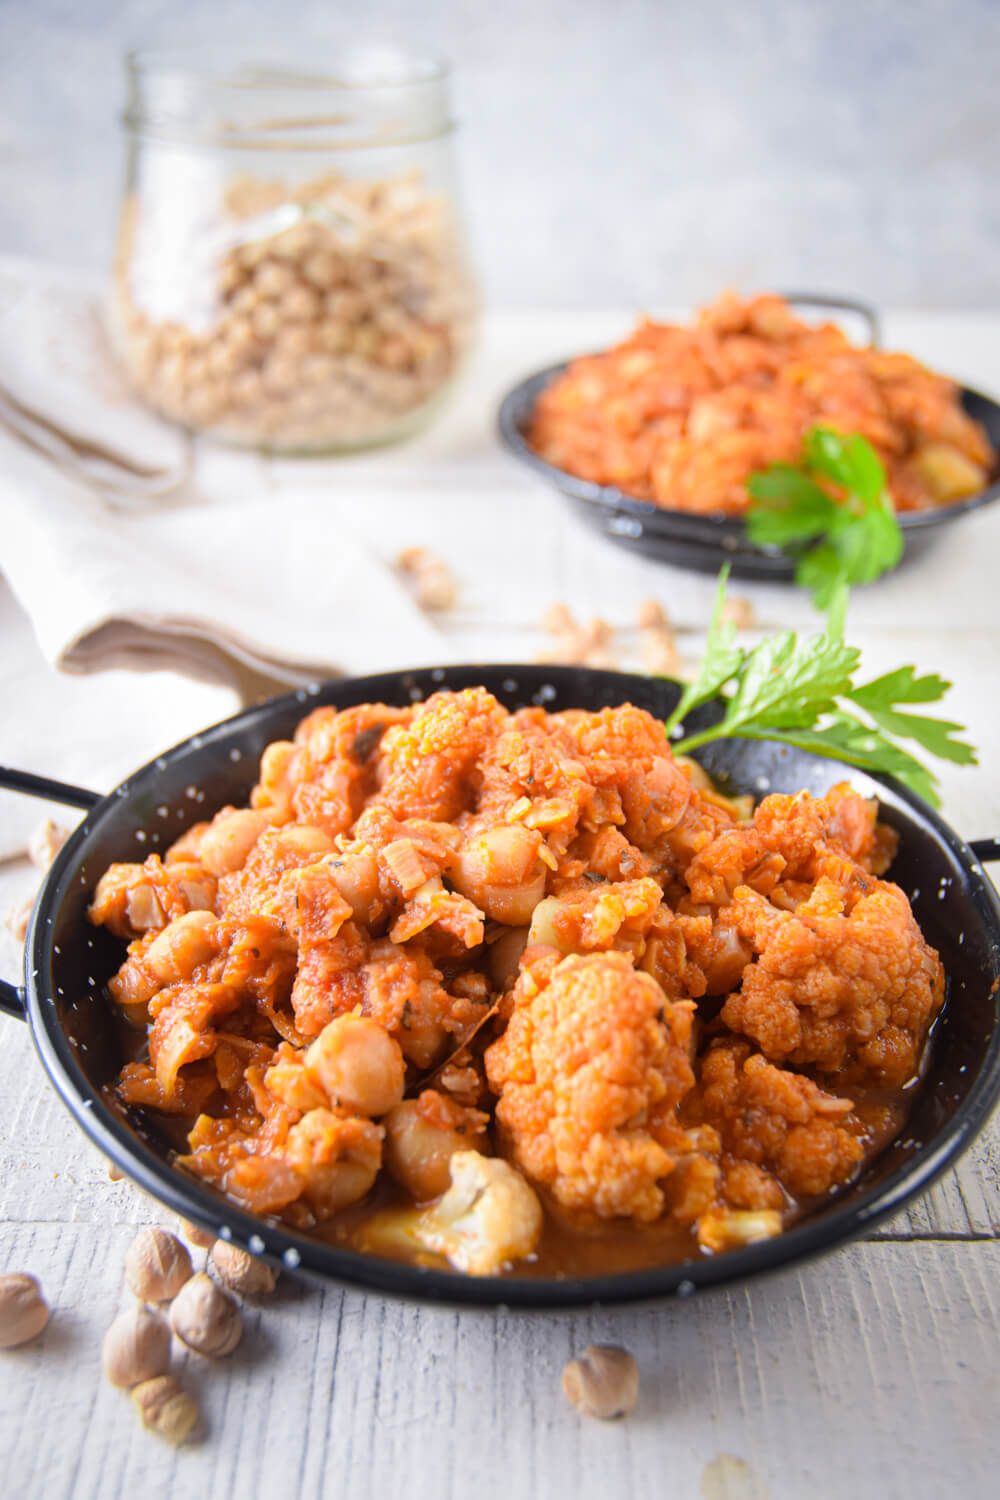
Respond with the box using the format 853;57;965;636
747;426;904;608
668;575;976;807
662;567;744;736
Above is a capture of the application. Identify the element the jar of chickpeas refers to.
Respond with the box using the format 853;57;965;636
110;49;478;451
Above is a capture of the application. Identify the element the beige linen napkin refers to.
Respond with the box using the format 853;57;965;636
0;424;451;700
0;259;190;501
0;258;452;703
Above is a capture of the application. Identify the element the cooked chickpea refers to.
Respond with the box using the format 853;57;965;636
197;808;271;875
102;1306;171;1388
329;848;381;924
384;1098;489;1202
487;925;530;989
285;1109;382;1219
124;1227;193;1303
0;1273;49;1348
562;1345;639;1420
451;825;548;925
306;1014;405;1117
145;910;220;986
170;1272;242;1358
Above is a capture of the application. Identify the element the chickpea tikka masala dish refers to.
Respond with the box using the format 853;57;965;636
529;291;997;516
90;688;944;1277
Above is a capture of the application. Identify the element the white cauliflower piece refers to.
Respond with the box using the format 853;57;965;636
417;1151;543;1275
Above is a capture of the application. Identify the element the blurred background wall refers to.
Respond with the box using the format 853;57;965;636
1;0;997;307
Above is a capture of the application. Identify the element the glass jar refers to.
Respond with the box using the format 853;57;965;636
110;49;478;451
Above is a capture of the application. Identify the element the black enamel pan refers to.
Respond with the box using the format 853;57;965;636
497;295;1000;580
2;664;998;1308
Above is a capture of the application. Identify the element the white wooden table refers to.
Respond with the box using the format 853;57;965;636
1;310;998;1500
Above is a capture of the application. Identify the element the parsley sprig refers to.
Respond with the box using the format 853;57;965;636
663;570;975;807
747;426;904;608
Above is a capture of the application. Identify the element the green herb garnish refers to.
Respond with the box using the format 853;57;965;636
747;426;904;608
662;570;975;807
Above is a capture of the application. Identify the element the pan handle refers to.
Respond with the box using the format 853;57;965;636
970;838;1000;864
782;292;881;348
0;982;25;1022
0;768;102;1025
0;766;101;809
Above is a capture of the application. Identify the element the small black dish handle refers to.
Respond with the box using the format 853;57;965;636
782;292;881;347
0;766;102;1023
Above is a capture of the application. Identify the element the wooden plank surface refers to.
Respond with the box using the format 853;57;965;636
1;308;999;1497
1;1219;997;1500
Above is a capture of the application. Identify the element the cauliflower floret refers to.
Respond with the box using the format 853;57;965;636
415;1151;543;1274
485;950;696;1222
375;688;509;822
720;876;944;1085
693;1037;866;1200
684;784;895;913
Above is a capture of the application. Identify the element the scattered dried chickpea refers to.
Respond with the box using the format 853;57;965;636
102;1306;171;1388
170;1272;242;1358
125;1227;193;1303
210;1242;278;1296
396;546;458;611
542;601;575;636
639;623;680;677
0;1273;50;1348
28;819;69;870
538;606;620;667
4;898;32;944
719;594;756;630
637;598;668;630
132;1375;200;1447
562;1345;640;1420
179;1218;217;1251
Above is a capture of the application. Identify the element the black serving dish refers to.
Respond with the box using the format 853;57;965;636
1;664;998;1308
498;346;1000;581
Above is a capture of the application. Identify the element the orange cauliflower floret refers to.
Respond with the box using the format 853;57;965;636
720;876;944;1086
485;951;696;1222
694;1038;865;1200
556;703;736;879
375;688;509;822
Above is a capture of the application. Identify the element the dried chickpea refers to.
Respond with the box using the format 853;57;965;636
102;1306;171;1388
210;1241;278;1296
124;1227;193;1303
720;594;756;630
132;1375;200;1446
562;1345;639;1420
28;819;68;870
0;1273;49;1348
637;598;668;630
170;1272;242;1358
4;899;32;944
179;1218;217;1251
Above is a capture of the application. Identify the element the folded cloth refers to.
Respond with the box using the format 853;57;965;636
0;258;453;702
0;425;452;700
0;579;237;862
0;259;190;502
